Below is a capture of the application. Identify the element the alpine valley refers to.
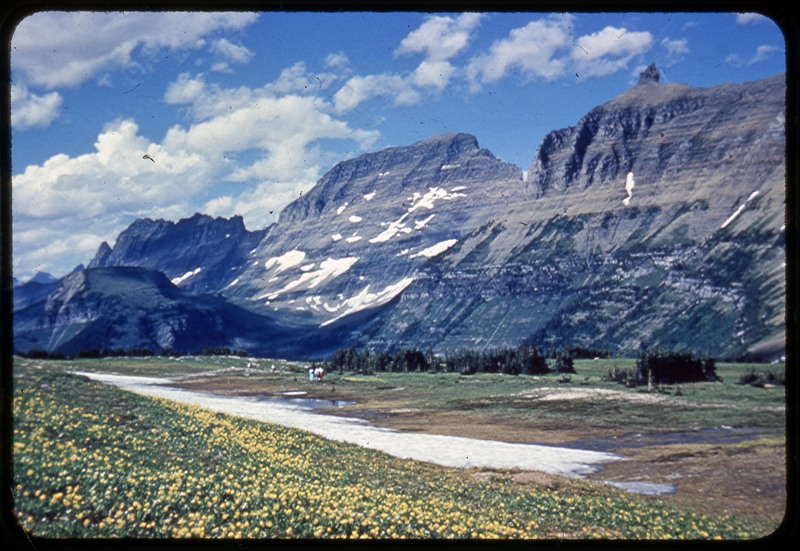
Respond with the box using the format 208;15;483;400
13;65;787;361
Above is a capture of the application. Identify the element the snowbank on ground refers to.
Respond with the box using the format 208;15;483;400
72;371;623;478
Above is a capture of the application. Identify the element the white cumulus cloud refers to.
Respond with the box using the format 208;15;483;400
736;13;772;25
12;12;259;90
660;37;689;66
211;37;254;65
571;27;653;78
749;44;781;65
12;118;212;279
411;60;456;90
395;13;483;61
466;15;573;90
10;84;63;129
333;73;420;113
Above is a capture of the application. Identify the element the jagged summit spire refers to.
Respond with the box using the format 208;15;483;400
637;63;660;85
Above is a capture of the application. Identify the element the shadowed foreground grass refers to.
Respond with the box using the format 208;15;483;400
13;364;772;540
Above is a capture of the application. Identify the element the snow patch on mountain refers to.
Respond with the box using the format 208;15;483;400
305;295;323;311
411;239;458;258
349;215;363;223
259;257;359;300
265;250;307;273
171;268;201;286
623;172;635;206
721;190;760;229
320;277;415;327
363;192;376;201
223;278;239;289
414;214;436;230
408;186;466;213
370;213;411;244
369;187;465;244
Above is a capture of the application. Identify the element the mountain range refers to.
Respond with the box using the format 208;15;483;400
13;65;787;361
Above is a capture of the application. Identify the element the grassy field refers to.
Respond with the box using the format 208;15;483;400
11;356;785;540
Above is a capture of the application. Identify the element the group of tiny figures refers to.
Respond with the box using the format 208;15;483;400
309;366;325;382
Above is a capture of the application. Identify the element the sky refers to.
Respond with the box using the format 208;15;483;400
8;9;786;282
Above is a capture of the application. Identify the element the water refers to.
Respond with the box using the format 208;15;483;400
605;481;676;496
548;427;764;452
255;394;355;410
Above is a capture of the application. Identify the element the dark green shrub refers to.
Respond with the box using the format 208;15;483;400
738;368;785;387
636;349;720;384
554;351;575;374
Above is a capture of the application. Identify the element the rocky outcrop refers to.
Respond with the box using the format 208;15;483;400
526;72;784;215
88;213;266;294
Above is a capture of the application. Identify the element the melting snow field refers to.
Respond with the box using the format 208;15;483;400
370;186;466;244
411;239;458;258
258;257;359;301
622;172;635;206
265;250;307;273
721;190;760;229
320;277;415;326
71;371;625;480
171;267;201;286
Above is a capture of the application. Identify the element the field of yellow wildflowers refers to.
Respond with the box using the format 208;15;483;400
13;363;768;540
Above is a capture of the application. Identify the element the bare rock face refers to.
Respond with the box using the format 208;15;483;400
87;213;266;294
637;62;660;84
224;132;525;328
377;69;785;359
526;72;784;216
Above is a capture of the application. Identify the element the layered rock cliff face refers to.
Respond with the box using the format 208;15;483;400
88;213;266;294
362;67;785;359
14;66;786;360
224;132;525;328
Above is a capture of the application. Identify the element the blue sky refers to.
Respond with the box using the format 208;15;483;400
9;10;786;281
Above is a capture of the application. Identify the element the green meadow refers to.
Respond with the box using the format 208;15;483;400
12;357;784;540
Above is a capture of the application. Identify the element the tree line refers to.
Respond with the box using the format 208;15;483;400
604;348;720;385
324;346;722;385
19;346;249;360
320;345;578;375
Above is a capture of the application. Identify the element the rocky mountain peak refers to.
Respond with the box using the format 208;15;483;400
277;132;519;226
27;271;58;285
85;213;266;294
637;63;660;85
90;241;113;267
526;71;784;205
